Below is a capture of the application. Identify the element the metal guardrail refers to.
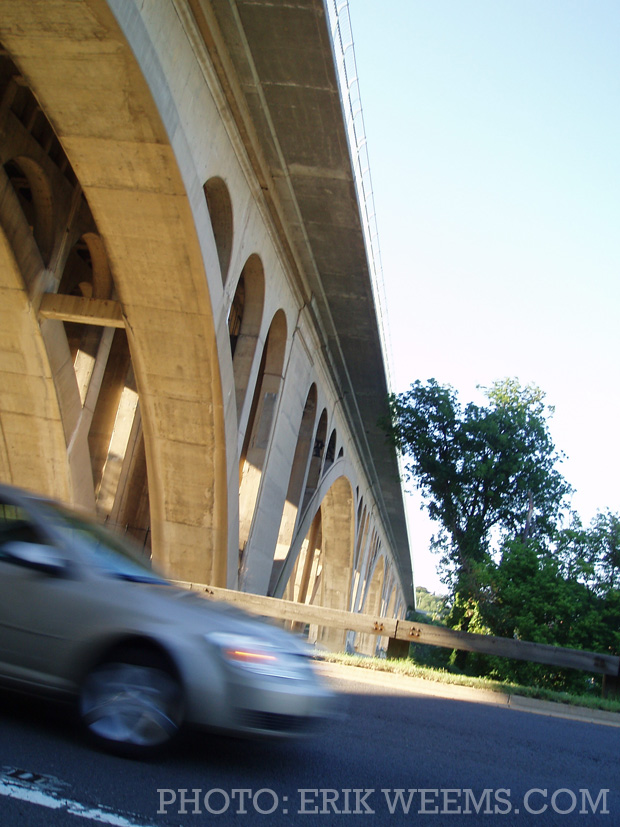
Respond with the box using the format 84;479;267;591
173;581;620;680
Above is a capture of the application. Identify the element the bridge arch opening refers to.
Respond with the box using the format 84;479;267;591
357;554;386;655
204;175;233;285
301;407;327;511
286;507;322;604
323;428;337;475
351;501;370;610
238;308;287;578
228;253;265;421
285;474;355;649
268;383;318;594
3;156;54;266
57;233;113;372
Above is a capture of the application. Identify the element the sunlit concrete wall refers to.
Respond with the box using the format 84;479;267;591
0;0;411;646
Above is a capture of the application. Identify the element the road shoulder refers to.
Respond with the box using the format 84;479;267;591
316;661;620;728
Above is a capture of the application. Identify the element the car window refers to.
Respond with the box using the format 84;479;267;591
33;502;166;583
0;502;47;560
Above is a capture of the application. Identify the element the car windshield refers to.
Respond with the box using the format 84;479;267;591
34;501;167;584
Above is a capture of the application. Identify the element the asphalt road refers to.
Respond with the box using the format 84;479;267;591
1;663;618;826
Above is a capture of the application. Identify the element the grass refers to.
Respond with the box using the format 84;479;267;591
314;651;620;714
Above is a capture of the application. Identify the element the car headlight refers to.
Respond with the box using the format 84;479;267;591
205;633;310;680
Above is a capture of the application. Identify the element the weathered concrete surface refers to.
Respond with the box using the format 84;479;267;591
0;0;413;631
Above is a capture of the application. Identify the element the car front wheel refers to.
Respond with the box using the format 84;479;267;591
79;648;184;757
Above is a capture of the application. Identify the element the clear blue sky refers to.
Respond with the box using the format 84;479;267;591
349;0;620;594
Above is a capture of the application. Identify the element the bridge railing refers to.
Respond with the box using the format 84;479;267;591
172;581;620;693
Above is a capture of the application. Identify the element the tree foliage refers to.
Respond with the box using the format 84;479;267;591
386;378;620;691
476;531;620;691
386;378;571;597
414;586;447;621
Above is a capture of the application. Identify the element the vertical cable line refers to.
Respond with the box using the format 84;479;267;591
326;0;395;393
327;1;414;595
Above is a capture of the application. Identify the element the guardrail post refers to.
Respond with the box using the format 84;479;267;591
386;637;410;659
602;664;620;700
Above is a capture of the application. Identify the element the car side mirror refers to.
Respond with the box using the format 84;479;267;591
1;540;67;576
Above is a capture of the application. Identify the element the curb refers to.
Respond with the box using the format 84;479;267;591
506;694;620;727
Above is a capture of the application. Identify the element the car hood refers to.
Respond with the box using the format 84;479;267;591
106;578;309;653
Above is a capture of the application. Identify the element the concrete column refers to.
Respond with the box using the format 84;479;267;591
240;340;313;594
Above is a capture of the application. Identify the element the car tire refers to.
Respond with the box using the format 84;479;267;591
79;646;184;757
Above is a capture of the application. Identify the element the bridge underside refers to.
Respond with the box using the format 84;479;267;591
0;0;412;645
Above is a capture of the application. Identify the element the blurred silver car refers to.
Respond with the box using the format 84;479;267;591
0;483;333;756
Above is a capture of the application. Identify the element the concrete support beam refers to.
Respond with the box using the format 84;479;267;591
39;294;125;328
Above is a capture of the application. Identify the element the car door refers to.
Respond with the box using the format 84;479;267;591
0;499;86;691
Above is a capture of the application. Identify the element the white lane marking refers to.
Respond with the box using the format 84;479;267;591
0;768;157;826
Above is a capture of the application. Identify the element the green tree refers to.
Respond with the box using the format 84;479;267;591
589;510;620;593
385;378;571;627
556;510;620;595
479;536;620;692
385;379;620;689
414;586;448;621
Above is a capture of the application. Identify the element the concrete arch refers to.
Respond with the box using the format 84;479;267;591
378;571;399;652
229;253;265;421
385;580;398;620
301;407;327;510
351;502;370;603
280;468;356;649
323;427;337;475
3;155;55;266
272;455;351;598
357;553;386;655
269;382;318;592
286;507;322;605
0;58;110;509
308;474;355;649
0;1;229;585
354;498;367;568
238;308;288;574
55;235;108;410
357;529;381;612
261;308;288;375
0;162;45;294
0;184;70;498
82;232;113;300
204;175;233;285
58;238;91;298
345;500;370;644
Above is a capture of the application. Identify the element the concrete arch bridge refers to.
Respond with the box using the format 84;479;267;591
0;0;412;650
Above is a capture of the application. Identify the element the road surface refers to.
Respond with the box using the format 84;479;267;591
1;662;618;825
